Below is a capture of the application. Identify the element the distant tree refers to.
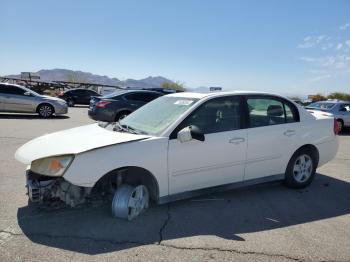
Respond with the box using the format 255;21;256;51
311;93;327;102
288;96;302;101
67;72;87;83
161;81;185;91
327;92;350;101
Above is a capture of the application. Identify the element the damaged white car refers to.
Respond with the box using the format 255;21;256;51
15;91;339;220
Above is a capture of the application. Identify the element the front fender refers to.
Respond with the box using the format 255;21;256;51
63;137;169;198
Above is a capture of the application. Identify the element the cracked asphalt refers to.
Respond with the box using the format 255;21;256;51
0;107;350;262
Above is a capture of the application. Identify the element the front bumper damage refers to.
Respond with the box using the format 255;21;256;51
26;170;91;207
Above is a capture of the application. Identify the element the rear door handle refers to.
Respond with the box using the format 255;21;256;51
229;137;245;144
284;130;296;137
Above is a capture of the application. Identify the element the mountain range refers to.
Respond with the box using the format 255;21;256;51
6;69;175;89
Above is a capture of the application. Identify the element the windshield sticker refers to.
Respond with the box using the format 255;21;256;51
174;100;193;106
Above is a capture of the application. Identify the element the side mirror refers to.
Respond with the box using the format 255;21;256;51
24;91;31;96
177;125;205;143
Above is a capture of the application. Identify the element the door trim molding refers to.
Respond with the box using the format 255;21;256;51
159;174;284;204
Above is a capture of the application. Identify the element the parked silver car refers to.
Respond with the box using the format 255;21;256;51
0;83;68;117
306;100;350;131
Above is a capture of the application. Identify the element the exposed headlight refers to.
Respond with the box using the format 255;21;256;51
31;155;74;177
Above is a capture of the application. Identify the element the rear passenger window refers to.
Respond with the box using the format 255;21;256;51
285;103;296;123
125;93;159;102
247;97;297;127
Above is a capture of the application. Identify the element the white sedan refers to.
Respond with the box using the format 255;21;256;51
15;91;339;220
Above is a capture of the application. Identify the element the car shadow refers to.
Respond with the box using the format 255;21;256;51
339;128;350;136
0;114;69;120
17;173;350;254
71;105;89;108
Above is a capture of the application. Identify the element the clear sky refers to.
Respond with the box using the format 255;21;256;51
0;0;349;96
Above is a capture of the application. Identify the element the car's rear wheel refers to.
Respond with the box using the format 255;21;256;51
38;104;54;118
115;111;131;122
67;99;75;107
111;184;149;220
337;119;344;132
284;150;316;188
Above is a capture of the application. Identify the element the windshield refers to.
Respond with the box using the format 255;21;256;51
308;102;336;110
119;96;199;135
18;85;40;96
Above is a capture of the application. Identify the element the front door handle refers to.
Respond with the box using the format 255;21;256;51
229;137;245;144
284;130;296;137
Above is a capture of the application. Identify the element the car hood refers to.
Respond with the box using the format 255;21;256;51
15;123;151;164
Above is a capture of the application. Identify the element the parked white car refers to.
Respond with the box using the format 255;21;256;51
15;91;339;220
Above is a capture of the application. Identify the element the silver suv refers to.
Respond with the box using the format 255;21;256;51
306;100;350;131
0;83;68;118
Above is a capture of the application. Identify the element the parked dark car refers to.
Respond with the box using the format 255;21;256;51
88;90;163;122
58;88;100;107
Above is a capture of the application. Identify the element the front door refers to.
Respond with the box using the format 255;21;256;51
0;85;35;112
168;96;247;195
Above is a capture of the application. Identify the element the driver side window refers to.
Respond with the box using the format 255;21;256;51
178;96;242;134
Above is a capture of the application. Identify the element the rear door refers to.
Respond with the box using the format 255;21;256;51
244;96;300;181
77;90;91;104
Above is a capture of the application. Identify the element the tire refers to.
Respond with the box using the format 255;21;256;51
111;184;149;220
337;119;344;133
115;111;131;122
284;149;316;188
67;99;75;107
37;104;54;118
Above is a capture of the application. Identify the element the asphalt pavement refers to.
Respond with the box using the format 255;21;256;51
0;107;349;261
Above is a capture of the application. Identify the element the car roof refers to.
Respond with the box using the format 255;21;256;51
312;100;348;104
0;82;31;91
166;90;288;99
105;89;163;96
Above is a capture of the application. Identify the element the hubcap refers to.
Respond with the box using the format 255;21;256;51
127;185;149;220
39;106;52;117
112;185;149;220
293;154;313;183
337;121;343;131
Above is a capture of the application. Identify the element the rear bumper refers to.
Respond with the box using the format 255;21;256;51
88;107;115;122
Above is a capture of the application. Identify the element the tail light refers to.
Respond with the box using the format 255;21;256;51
58;91;64;96
334;118;339;135
96;101;111;108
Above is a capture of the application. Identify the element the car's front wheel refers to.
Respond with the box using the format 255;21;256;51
111;184;149;220
284;149;316;188
67;99;75;107
38;104;54;118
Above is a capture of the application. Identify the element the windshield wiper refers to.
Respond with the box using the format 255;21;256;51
114;122;148;135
